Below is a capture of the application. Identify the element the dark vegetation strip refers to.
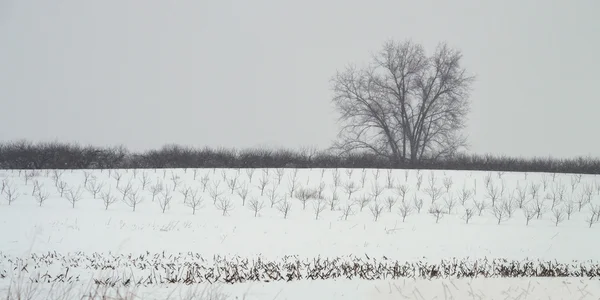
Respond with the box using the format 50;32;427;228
1;141;599;174
1;252;599;285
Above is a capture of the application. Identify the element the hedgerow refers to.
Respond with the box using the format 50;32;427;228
1;140;599;174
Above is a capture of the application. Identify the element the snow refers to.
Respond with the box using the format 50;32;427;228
0;168;599;299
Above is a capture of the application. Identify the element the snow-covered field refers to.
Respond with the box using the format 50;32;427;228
1;168;599;299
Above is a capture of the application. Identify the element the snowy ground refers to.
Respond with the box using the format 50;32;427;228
0;168;599;299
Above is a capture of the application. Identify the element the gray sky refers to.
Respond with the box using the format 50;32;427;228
1;0;599;158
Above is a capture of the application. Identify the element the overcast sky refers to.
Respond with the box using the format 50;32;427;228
1;0;598;158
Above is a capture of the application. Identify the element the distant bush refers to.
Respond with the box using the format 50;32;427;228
1;140;599;174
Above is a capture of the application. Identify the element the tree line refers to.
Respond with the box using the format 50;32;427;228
0;140;599;174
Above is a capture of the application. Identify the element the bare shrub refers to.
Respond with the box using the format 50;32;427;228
545;183;565;209
215;197;234;216
158;188;173;213
186;188;203;215
562;199;575;220
501;196;517;219
429;203;445;223
515;183;528;208
397;201;413;222
112;171;123;188
369;182;384;202
248;197;265;217
65;186;83;208
287;171;298;197
529;183;541;201
276;197;292;219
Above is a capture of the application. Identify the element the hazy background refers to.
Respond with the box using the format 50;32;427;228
1;0;598;158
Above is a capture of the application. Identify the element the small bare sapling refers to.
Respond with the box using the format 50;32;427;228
313;198;327;220
117;181;133;201
385;196;398;212
444;194;457;214
248;197;265;217
139;171;151;190
295;186;316;210
245;168;255;183
150;181;164;202
397;201;413;222
257;173;269;196
276;197;292;219
236;183;250;205
266;187;280;208
491;204;507;225
170;172;181;191
186;188;203;215
429;203;445;223
200;173;210;192
369;201;384;221
288;171;298;198
462;207;474;224
209;181;224;204
443;176;453;193
523;204;536;226
124;189;143;212
100;189;117;210
355;194;372;212
158;188;173;213
85;180;104;199
34;188;50;207
485;183;500;207
551;206;565;227
413;195;423;213
216;197;234;216
65;186;83;208
458;186;473;206
394;184;409;203
327;191;339;210
340;204;355;221
56;180;68;197
343;180;359;200
564;200;575;220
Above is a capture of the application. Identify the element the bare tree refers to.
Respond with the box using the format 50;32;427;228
216;197;234;216
200;173;210;192
416;173;423;190
117;180;133;201
443;176;453;193
443;194;457;214
209;181;224;204
340;204;355;220
34;188;50;207
515;183;528;208
360;169;368;188
186;188;203;215
150;181;164;202
523;204;536;226
501;196;517;219
275;168;285;185
170;172;181;191
83;171;92;187
288;171;298;198
369;201;384;221
529;183;541;201
248;197;265;217
65;186;83;208
112;171;123;188
564;200;575;220
429;203;445;223
266;187;280;208
397;200;413;222
384;195;398;212
532;197;547;219
139;171;151;190
457;186;473;206
343;180;359;200
313;198;328;220
369;182;384;202
485;184;500;207
412;195;423;213
100;189;117;210
158;188;173;213
424;185;444;204
473;199;488;216
276;197;292;219
385;169;395;189
295;186;316;210
330;40;474;163
257;173;270;196
327;191;339;211
462;207;474;224
236;183;250;206
124;189;143;212
245;168;255;183
355;194;372;212
552;206;565;227
491;205;507;225
587;207;598;228
56;180;68;197
394;184;409;203
85;179;104;199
